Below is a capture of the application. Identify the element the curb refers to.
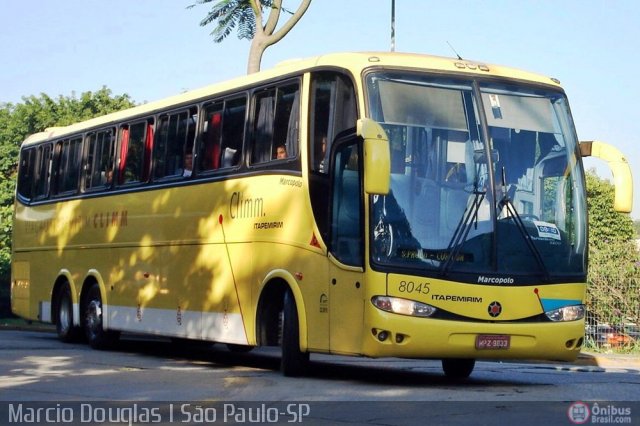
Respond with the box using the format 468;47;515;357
575;352;640;369
0;320;55;333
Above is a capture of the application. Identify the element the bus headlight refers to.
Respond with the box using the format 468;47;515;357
371;296;437;317
545;304;585;322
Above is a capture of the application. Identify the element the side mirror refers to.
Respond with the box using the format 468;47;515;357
358;118;390;195
580;140;633;213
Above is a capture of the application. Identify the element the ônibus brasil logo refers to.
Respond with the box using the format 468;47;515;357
567;402;590;424
568;401;632;424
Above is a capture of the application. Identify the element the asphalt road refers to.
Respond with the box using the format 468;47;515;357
1;329;639;425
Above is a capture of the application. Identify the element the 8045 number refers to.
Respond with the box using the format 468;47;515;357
397;281;430;295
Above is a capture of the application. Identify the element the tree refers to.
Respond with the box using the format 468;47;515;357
584;170;640;334
191;0;312;73
0;88;134;317
585;170;635;245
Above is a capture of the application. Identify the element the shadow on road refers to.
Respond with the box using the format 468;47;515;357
105;335;526;387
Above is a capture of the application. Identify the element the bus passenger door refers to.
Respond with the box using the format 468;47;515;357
328;257;364;355
328;139;365;355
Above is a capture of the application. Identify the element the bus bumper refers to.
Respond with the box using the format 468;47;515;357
363;310;584;362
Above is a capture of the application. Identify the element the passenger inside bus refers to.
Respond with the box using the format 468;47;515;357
101;167;114;186
276;145;288;159
180;153;193;177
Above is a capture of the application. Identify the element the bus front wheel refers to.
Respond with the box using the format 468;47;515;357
55;283;81;343
83;283;119;349
442;358;475;379
281;289;309;377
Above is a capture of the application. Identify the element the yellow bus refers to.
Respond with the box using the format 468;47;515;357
11;52;633;378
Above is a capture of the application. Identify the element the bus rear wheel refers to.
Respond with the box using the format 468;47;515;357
442;358;475;379
83;283;119;349
55;283;81;342
281;289;309;377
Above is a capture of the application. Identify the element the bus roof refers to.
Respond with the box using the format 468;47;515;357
21;51;563;147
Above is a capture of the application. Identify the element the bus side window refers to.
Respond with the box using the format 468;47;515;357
198;96;246;172
52;137;82;196
252;89;276;164
84;133;97;189
221;96;246;168
250;82;300;165
17;148;35;201
153;107;197;179
64;137;83;194
310;72;357;174
119;119;154;185
309;71;358;242
33;144;52;200
199;102;223;173
84;128;115;190
276;85;299;159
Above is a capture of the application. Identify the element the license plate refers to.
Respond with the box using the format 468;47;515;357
476;334;510;350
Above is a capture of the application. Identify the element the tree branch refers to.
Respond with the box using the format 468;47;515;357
263;0;282;35
269;0;311;44
246;0;312;74
249;0;264;34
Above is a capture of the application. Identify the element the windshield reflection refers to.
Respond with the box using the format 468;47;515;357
366;72;587;282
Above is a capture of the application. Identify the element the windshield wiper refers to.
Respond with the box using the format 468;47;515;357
439;182;485;277
497;167;551;282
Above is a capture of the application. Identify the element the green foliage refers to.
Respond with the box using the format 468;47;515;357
585;170;640;335
585;171;635;245
587;241;639;319
0;87;135;282
190;0;311;74
190;0;291;42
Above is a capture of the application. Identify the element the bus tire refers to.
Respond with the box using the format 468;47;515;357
83;283;119;350
281;289;309;377
55;284;81;343
442;358;475;379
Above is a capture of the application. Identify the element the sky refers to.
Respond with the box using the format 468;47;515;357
1;0;638;218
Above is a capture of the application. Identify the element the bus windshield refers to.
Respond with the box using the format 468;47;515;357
366;72;587;282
